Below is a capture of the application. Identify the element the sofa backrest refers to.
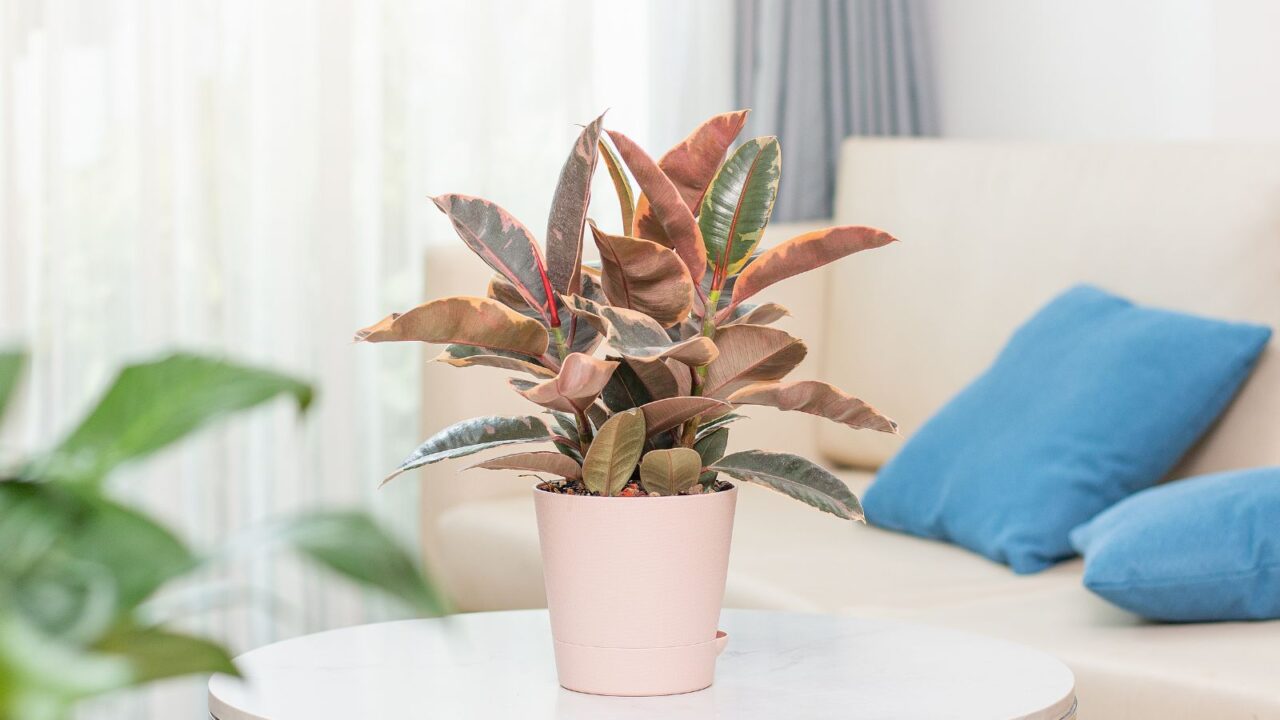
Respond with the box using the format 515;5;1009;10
817;139;1280;476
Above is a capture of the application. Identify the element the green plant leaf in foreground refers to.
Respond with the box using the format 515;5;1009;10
383;415;552;485
581;409;645;496
94;626;238;684
639;447;701;495
699;137;781;283
710;450;865;521
0;348;25;423
39;354;312;486
272;511;447;616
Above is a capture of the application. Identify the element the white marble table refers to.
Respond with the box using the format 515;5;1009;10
209;609;1077;720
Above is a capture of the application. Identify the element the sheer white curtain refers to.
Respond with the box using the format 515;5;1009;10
0;0;732;716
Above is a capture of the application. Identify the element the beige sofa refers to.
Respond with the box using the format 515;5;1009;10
417;139;1280;719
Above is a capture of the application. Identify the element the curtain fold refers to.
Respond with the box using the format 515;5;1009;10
736;0;935;221
0;1;732;717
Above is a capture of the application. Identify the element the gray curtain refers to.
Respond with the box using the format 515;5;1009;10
736;0;935;221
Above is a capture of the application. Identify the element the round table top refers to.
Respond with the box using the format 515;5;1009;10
209;609;1076;720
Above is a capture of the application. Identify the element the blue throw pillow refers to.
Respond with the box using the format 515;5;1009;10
862;285;1271;573
1069;468;1280;621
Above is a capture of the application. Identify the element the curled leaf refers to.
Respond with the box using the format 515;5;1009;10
606;130;707;284
590;224;694;327
546;114;604;294
702;324;807;398
433;344;555;378
512;353;618;413
639;448;702;495
581;409;646;496
710;450;864;522
469;451;582;480
355;296;549;358
598;137;636;234
722;302;791;327
722;226;898;318
727;381;898;433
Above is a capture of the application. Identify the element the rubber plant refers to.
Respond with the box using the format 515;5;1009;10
359;109;899;521
0;350;443;720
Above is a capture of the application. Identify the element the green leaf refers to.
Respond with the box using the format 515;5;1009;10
720;226;898;319
710;450;864;521
598;137;636;233
606;130;707;284
699;137;781;282
581;409;646;496
694;426;729;484
432;194;563;327
273;511;447;616
600;359;655;413
2;483;193;639
383;415;552;485
590;224;695;327
727;380;898;433
0;348;25;425
356;296;549;358
39;354;312;486
639;448;702;496
95;626;237;684
545;114;604;294
468;451;581;480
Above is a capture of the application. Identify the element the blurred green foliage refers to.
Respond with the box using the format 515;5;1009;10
0;350;444;720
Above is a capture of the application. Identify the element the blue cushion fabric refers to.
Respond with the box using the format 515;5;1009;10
862;284;1271;573
1069;468;1280;621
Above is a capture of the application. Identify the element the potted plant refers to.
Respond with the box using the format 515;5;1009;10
358;109;899;696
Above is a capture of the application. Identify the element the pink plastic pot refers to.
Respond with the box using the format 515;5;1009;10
533;484;738;696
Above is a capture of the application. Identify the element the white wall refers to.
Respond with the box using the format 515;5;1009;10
927;0;1280;140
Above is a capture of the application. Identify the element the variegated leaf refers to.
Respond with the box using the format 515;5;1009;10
512;353;618;413
598;137;635;234
468;451;581;480
700;137;781;283
590;223;694;327
727;380;898;433
720;226;898;318
581;409;646;496
634;109;750;237
383;415;551;485
694;426;729;483
433;344;555;378
639;447;702;495
433;194;561;326
563;297;717;365
702;324;807;398
710;450;864;521
355;296;549;357
546;114;604;294
723;302;791;327
637;396;732;436
606;130;707;284
696;412;744;439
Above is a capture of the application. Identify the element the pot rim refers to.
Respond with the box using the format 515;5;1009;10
532;482;737;503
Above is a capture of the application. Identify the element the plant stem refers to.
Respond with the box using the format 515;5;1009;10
549;325;569;360
574;407;594;454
